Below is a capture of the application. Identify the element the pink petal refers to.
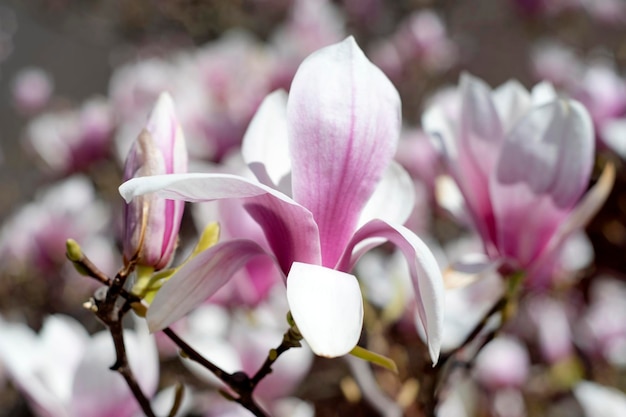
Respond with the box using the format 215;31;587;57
338;219;444;363
287;262;364;358
120;173;321;273
456;74;505;245
491;99;595;266
288;36;401;268
147;239;271;332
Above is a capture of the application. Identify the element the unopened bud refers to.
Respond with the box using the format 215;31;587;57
122;92;187;270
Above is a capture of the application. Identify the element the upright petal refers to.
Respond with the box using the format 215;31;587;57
241;90;291;191
120;173;321;272
288;36;401;267
287;262;363;357
338;219;444;363
454;74;505;247
491;99;594;265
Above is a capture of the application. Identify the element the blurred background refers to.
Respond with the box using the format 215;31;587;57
1;0;626;416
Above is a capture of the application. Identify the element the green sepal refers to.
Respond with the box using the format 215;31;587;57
349;346;398;374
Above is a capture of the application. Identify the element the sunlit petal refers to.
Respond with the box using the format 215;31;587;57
287;262;363;358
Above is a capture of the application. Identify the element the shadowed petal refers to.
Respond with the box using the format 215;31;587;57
242;90;291;191
147;240;271;332
287;262;363;358
358;160;416;228
492;99;595;265
288;36;401;268
338;219;444;363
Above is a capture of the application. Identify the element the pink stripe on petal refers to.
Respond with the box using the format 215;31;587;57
288;37;401;268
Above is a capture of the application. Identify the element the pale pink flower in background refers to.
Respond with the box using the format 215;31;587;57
11;67;54;114
0;175;115;278
24;97;113;175
370;10;457;80
423;74;611;287
531;41;582;88
576;277;626;366
122;92;187;270
0;315;158;417
271;0;344;84
526;295;574;363
473;336;530;390
121;37;444;359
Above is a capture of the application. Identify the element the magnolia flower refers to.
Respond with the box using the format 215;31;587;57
574;381;626;417
122;92;187;270
423;74;613;286
0;315;158;417
120;37;444;359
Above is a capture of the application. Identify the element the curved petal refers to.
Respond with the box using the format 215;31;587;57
455;74;504;246
242;90;291;191
338;219;444;363
147;239;271;331
358;160;416;228
120;173;321;272
574;381;626;417
287;262;363;358
288;36;401;268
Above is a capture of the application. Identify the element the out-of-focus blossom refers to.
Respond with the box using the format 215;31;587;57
473;336;530;390
110;32;277;162
526;295;573;363
271;0;344;86
122;92;187;271
531;44;626;158
531;41;582;88
11;67;54;114
0;175;115;278
0;315;158;417
574;381;626;417
577;277;626;366
423;74;612;287
370;10;457;81
24;97;114;175
121;37;444;360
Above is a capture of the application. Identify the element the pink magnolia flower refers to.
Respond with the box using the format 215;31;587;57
120;37;444;359
122;92;187;270
423;74;612;286
473;336;530;390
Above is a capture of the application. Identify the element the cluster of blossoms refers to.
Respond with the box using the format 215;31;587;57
1;1;626;417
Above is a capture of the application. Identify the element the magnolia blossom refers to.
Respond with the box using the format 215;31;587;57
122;92;187;270
24;97;113;175
423;74;612;286
0;315;158;417
120;37;444;359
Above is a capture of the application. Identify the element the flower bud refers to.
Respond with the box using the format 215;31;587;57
123;92;187;270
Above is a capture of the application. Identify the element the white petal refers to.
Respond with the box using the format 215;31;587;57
358;160;415;227
242;90;291;190
287;262;363;357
